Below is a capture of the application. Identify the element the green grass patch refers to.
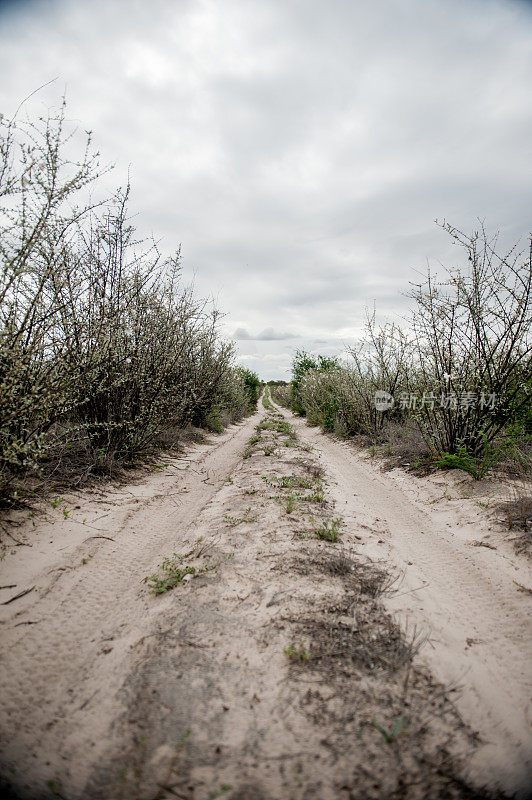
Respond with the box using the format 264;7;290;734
263;474;314;490
262;387;274;410
302;484;325;504
145;554;212;594
314;517;343;542
223;507;257;526
284;642;309;661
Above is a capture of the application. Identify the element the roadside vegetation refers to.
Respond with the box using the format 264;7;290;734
0;98;259;508
272;224;531;496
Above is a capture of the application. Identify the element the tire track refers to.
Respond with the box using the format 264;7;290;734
287;411;532;797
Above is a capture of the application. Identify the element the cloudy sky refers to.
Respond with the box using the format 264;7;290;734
1;0;531;379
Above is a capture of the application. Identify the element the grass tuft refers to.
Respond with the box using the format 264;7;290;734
314;517;343;542
145;554;211;594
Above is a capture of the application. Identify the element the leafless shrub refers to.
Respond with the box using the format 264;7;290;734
343;310;412;436
408;221;532;458
0;98;107;499
292;223;531;478
0;96;250;505
378;419;432;470
297;312;412;437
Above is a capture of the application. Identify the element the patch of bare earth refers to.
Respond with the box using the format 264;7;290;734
0;398;526;799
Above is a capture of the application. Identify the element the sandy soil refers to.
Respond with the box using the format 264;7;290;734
0;398;530;800
288;414;532;797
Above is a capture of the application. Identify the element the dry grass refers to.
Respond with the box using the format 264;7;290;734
285;551;419;674
496;482;532;553
274;547;501;800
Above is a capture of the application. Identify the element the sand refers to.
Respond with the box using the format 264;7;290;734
0;398;530;799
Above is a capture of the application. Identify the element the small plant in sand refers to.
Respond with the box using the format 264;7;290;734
372;717;407;744
208;785;232;799
314;517;343;542
281;493;298;514
275;420;295;436
284;642;309;661
223;507;257;527
145;554;211;594
283;438;297;448
272;474;314;490
256;420;274;431
303;483;325;505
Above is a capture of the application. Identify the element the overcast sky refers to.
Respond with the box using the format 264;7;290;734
1;0;531;379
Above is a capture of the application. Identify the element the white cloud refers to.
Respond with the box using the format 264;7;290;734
234;327;300;341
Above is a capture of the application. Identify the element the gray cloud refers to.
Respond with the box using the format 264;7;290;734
1;0;531;380
234;327;300;341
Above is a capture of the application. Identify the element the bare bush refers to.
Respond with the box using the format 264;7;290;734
344;311;412;435
297;314;411;437
290;223;531;476
0;99;106;498
408;221;532;457
0;97;252;505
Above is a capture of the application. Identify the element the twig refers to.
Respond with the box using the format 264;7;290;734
70;520;105;531
1;528;31;546
154;787;188;799
79;690;99;710
83;535;115;542
1;586;35;605
179;639;208;649
392;582;430;599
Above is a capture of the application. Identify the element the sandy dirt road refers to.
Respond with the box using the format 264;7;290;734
0;398;530;799
288;413;532;796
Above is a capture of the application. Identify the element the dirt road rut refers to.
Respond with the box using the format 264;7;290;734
0;398;530;799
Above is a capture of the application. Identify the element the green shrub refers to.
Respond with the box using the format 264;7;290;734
291;351;338;416
239;368;261;410
0;97;256;505
434;437;526;480
270;382;291;407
